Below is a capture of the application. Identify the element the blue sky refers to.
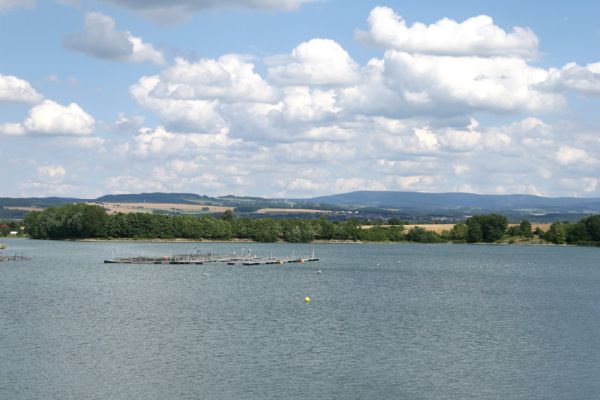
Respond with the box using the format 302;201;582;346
1;0;600;198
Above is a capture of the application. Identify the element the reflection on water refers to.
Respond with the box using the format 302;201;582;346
1;239;599;399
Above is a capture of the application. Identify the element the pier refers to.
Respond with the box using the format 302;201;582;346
0;254;31;262
104;250;319;266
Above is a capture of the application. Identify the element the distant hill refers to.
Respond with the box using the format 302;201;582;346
96;192;209;204
2;190;600;222
308;191;600;213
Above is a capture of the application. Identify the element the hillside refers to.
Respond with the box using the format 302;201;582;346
308;191;600;213
2;190;600;222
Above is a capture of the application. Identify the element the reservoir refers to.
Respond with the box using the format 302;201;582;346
1;239;599;399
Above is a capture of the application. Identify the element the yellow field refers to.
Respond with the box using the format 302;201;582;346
363;223;551;233
4;206;45;212
93;202;234;215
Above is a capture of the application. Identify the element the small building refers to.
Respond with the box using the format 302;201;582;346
9;231;18;236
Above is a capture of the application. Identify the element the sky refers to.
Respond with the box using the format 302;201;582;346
1;0;600;199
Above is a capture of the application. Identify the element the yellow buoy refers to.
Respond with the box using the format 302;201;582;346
304;296;311;303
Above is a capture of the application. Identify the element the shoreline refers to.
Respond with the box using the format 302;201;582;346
74;238;577;246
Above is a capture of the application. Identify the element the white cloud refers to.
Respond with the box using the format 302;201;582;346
0;74;43;103
0;0;34;13
98;0;315;23
0;123;26;136
130;76;225;132
37;165;66;181
555;146;592;166
268;39;360;86
8;6;599;198
129;126;239;158
356;6;538;58
23;100;95;136
342;50;563;116
542;62;600;95
64;12;164;64
155;55;277;102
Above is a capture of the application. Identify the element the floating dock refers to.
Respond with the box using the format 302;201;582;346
0;254;31;262
104;251;319;266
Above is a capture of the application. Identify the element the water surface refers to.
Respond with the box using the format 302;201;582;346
1;239;599;399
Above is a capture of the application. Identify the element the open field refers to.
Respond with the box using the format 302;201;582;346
93;202;234;215
4;206;45;212
256;208;330;214
363;223;552;233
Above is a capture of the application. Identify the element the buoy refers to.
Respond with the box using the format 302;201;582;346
304;296;311;303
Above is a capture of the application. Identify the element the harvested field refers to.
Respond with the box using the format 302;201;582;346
363;223;551;233
93;202;234;215
4;206;45;212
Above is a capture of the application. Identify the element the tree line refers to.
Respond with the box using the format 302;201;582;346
23;203;600;245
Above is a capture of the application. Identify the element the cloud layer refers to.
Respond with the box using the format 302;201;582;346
0;74;43;103
64;12;164;64
98;0;315;22
3;5;600;198
356;6;539;59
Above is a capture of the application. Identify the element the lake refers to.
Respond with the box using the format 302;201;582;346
1;239;599;399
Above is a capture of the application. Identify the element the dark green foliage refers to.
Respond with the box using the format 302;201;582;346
25;203;107;239
23;204;600;246
566;221;590;244
519;220;533;239
545;222;566;244
282;220;314;243
582;215;600;242
450;223;468;241
466;214;508;243
507;225;521;236
250;219;280;242
406;227;444;243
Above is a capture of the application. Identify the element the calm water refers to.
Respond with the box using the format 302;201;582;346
1;239;599;400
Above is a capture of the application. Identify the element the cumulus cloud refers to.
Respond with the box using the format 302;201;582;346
542;62;600;95
268;39;360;86
37;165;66;181
98;0;315;22
1;100;95;136
8;5;596;198
64;12;164;64
0;74;43;103
0;123;26;136
128;126;239;158
356;6;539;58
155;55;277;102
0;0;34;13
555;146;594;166
338;50;563;117
130;76;225;132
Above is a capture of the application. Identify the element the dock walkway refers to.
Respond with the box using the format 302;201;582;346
104;251;319;266
0;254;31;262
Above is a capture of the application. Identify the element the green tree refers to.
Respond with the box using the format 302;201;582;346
450;223;468;241
582;215;600;242
545;222;566;244
466;214;507;243
519;220;533;239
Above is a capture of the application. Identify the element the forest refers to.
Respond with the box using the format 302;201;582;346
21;203;600;245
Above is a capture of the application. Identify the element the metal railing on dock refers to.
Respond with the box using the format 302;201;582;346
104;250;319;266
0;254;31;262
